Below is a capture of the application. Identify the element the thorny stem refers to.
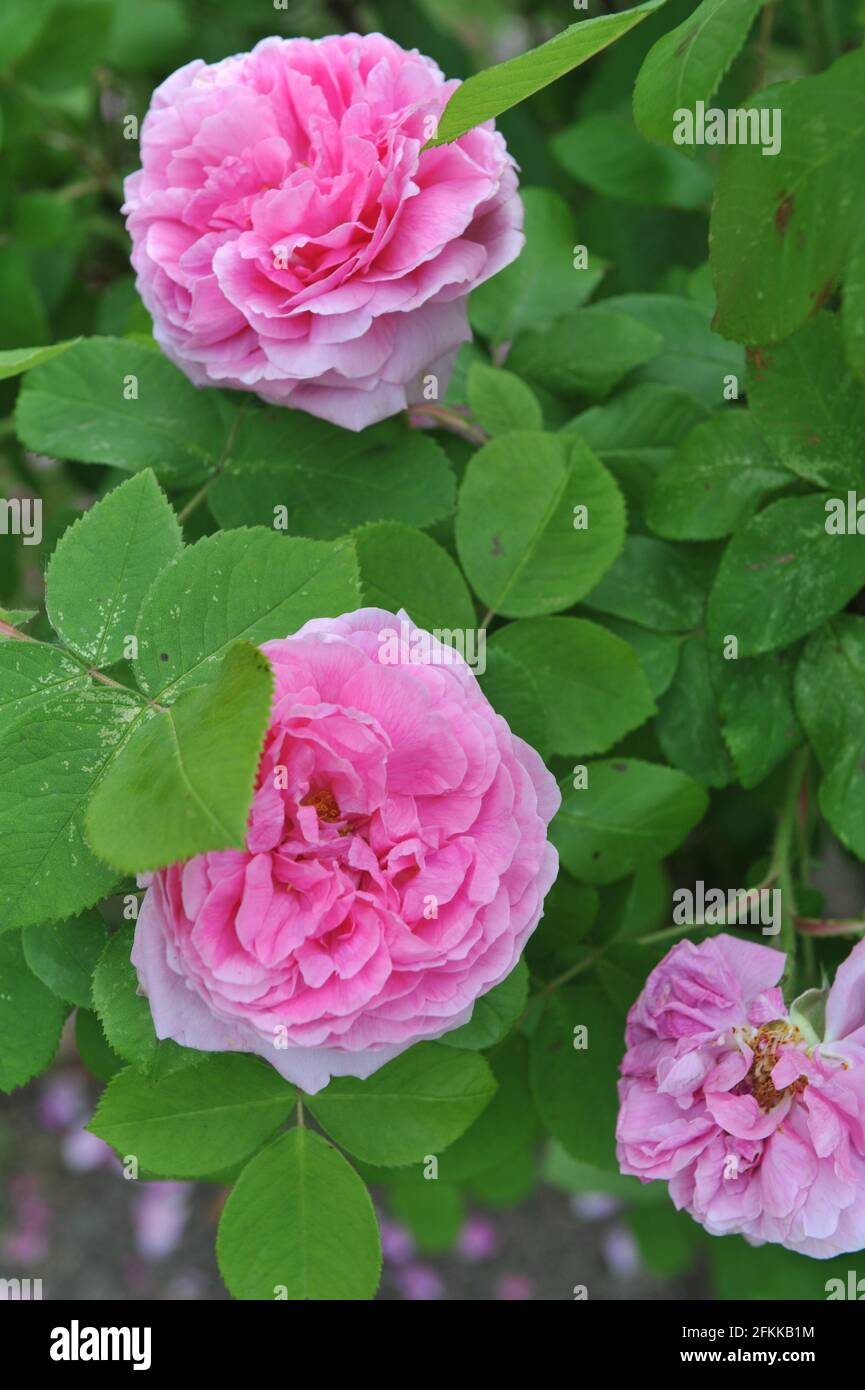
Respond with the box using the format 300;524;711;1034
407;402;488;448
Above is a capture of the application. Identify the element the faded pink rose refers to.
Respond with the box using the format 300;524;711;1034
133;609;559;1094
617;933;865;1258
122;33;522;430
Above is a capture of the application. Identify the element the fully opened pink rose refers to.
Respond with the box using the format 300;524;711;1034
122;33;523;429
617;933;865;1257
132;609;559;1094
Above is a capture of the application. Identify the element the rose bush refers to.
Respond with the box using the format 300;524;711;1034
123;33;522;429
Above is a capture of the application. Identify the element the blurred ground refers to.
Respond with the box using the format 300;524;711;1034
0;1054;709;1302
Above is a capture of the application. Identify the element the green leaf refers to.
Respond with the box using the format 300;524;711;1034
529;985;624;1169
552;758;709;884
89;1053;296;1178
306;1042;496;1167
0;930;67;1092
711;47;865;344
490;617;656;757
627;1202;699;1277
75;1007;124;1083
14;337;225;485
456;433;625;618
469;187;605;344
427;0;667;145
553;112;712;209
595;616;683;699
543;1142;664;1203
707;494;865;657
746;314;865;491
440;960;529;1050
0;687;140;931
565;382;709;515
217;1127;381;1300
843;222;865;378
715;649;801;789
655;634;733;787
647;410;790;540
91;924;197;1076
601;293;744;410
443;1035;540;1180
0;338;79;380
354;521;475;634
18;0;113;91
467;363;542;435
87;641;273;873
582;535;709;631
0;639;91;739
710;1234;857;1301
22;909;107;1008
208;414;455;540
477;647;549;756
795;617;865;859
45;470;182;669
633;0;765;148
507;307;661;399
132;528;359;701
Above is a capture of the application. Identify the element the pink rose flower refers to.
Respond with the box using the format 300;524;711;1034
122;33;523;430
617;932;865;1258
132;609;559;1094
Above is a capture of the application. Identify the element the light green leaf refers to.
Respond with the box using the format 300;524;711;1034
133;528;359;701
428;0;667;146
467;363;542;435
491;617;656;757
0;0;56;69
354;521;475;634
0;639;91;739
594;616;683;699
0;338;80;380
22;909;107;1008
46;470;182;669
14;336;226;484
552;758;709;884
707;494;865;656
456;433;625;618
87;641;273;873
469;187;605;344
89;1053;296;1178
0;687;140;932
307;1043;497;1167
217;1127;381;1300
647;410;790;539
477;646;549;756
634;0;765;148
0;931;67;1092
